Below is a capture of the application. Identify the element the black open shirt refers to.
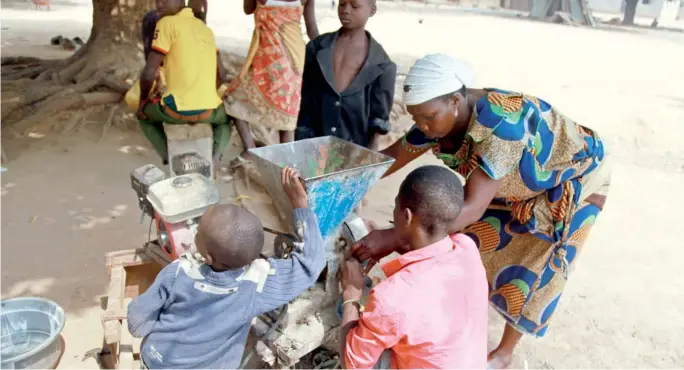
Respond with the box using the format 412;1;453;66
295;31;397;148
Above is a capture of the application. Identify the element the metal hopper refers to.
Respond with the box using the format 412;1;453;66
249;136;395;239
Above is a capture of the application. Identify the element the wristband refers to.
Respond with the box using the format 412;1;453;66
341;299;364;312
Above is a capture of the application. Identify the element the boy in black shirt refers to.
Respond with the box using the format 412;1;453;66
295;0;396;150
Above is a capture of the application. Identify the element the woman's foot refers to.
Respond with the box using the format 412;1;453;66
487;348;513;369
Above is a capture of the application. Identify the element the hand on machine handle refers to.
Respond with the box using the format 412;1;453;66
281;167;308;209
350;228;400;273
340;258;365;301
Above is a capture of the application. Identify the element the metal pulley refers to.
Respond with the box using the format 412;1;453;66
273;233;297;259
269;214;368;261
158;221;172;255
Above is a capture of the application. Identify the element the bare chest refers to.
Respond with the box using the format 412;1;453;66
258;0;305;5
332;41;368;93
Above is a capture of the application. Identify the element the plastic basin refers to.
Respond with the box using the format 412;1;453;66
0;297;65;369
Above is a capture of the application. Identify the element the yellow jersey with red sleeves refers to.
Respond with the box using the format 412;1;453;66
151;8;221;111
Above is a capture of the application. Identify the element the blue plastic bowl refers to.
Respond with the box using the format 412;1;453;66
0;297;65;369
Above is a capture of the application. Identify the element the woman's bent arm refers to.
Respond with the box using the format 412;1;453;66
380;139;427;178
447;167;501;233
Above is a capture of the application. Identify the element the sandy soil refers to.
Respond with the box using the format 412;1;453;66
2;0;684;368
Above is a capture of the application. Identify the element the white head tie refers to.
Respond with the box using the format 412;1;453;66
402;53;475;106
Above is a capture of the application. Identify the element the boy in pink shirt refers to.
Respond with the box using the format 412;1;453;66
340;165;489;369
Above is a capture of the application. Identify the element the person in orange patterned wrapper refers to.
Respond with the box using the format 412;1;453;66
223;0;319;164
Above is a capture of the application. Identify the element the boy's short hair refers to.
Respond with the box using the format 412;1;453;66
398;165;464;234
198;205;264;269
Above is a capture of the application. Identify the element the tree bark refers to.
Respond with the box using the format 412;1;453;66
74;0;154;82
623;0;639;25
30;0;154;84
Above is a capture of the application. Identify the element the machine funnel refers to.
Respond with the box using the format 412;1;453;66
249;136;395;239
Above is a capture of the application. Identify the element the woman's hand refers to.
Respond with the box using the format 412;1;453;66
380;138;429;179
340;258;365;301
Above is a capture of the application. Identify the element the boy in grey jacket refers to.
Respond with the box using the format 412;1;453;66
127;167;325;368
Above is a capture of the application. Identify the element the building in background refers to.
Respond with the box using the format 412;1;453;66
587;0;683;21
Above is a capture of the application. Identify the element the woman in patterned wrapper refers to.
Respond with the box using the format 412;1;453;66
350;54;612;368
224;0;319;164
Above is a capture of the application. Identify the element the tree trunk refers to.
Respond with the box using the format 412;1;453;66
0;0;248;138
623;0;639;25
1;0;153;132
64;0;154;83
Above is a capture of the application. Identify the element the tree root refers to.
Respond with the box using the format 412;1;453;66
1;85;65;121
3;74;103;121
1;56;44;66
33;46;90;82
74;62;103;84
99;105;120;142
35;64;62;82
2;59;62;81
12;91;121;135
4;65;49;80
1;53;134;132
61;108;92;136
3;75;127;135
101;76;131;94
56;58;88;84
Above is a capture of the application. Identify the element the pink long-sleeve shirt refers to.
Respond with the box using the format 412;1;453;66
344;234;488;369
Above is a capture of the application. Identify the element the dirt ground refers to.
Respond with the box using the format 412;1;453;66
2;0;684;368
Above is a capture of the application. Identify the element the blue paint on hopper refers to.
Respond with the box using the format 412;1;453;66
307;172;375;239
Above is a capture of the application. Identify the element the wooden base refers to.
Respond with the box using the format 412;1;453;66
98;241;345;368
100;244;168;369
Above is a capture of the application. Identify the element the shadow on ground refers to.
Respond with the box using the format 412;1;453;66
0;128;156;315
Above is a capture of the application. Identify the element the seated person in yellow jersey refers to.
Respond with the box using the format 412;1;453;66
137;0;231;165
